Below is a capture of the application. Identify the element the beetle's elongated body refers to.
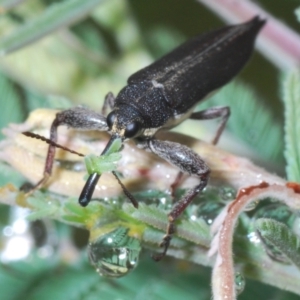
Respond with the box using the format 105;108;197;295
111;16;264;135
27;17;265;261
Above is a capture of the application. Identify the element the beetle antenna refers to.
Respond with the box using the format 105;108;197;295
22;131;85;157
23;131;138;208
112;171;139;208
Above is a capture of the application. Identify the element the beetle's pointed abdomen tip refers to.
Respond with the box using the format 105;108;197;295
250;15;267;28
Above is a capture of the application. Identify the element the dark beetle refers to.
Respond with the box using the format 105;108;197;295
30;16;265;260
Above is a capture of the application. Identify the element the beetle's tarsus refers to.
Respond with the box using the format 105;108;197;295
152;237;171;262
24;173;50;197
152;222;175;261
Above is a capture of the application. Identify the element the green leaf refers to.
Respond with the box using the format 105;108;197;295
24;91;73;111
178;219;210;246
22;257;210;300
0;0;21;10
124;202;168;230
106;137;122;154
0;73;25;139
26;267;100;300
124;203;210;247
84;152;122;175
0;257;59;300
64;201;88;217
27;209;58;221
25;90;52;111
61;214;87;224
255;218;300;269
0;162;25;187
26;194;60;220
295;7;300;22
0;0;106;55
282;70;300;182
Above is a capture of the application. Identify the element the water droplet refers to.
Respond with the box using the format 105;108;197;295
247;231;261;244
235;272;245;295
3;226;13;237
190;215;197;221
244;200;259;211
133;189;172;209
12;219;28;234
88;226;141;278
190;201;224;225
219;187;236;201
182;185;235;223
1;236;33;263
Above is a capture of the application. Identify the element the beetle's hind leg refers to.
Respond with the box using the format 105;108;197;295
138;138;210;261
190;106;230;145
25;107;108;194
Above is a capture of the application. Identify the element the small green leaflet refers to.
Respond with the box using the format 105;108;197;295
282;70;300;182
84;137;122;175
255;218;300;269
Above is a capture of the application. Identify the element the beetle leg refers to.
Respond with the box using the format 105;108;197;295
112;171;139;208
101;92;115;116
170;171;185;199
190;106;230;145
28;107;108;193
169;107;229;198
138;138;210;261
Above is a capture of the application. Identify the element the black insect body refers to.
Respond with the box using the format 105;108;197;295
29;17;265;260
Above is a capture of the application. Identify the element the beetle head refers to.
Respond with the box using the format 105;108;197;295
106;106;143;139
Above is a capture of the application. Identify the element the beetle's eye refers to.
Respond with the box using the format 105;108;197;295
124;122;140;138
106;112;116;129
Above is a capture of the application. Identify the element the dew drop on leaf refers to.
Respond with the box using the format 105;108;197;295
235;272;245;295
88;226;141;278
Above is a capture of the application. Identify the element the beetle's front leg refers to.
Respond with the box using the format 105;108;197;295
28;106;108;193
137;138;210;261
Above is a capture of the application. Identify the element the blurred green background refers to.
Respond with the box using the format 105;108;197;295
0;0;300;299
